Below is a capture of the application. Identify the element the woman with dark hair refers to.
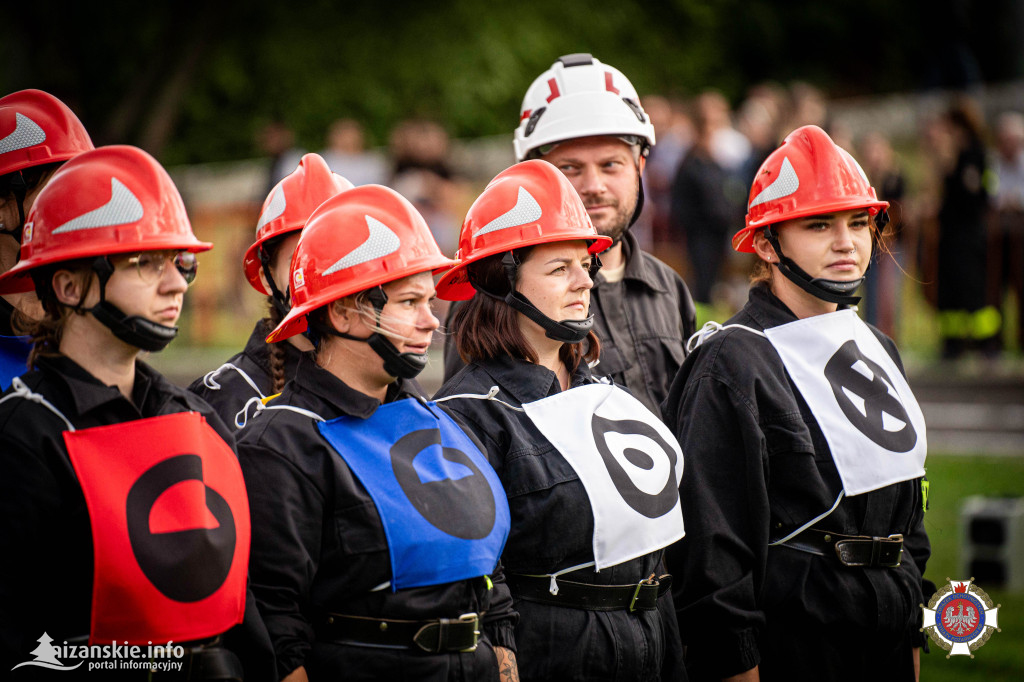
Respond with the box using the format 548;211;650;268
236;184;517;681
434;160;687;682
663;125;931;681
190;153;352;426
0;145;273;679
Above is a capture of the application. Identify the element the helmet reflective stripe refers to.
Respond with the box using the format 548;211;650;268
748;157;799;209
322;215;400;274
0;113;46;154
52;178;144;234
476;187;542;236
513;54;655;162
256;185;286;231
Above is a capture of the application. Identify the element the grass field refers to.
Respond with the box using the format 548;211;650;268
919;455;1024;681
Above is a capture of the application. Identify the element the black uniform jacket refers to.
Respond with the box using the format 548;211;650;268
0;355;274;679
435;355;686;682
189;320;306;428
589;232;696;417
442;232;696;418
236;354;516;681
661;285;932;679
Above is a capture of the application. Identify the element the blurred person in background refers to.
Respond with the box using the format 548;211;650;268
0;89;94;389
435;160;686;682
389;119;465;256
259;119;305;194
935;97;998;359
320;118;388;187
635;94;693;250
669;91;750;318
0;145;273;680
237;184;517;682
990;111;1024;351
784;82;828;132
446;53;696;421
858;131;907;338
190;154;353;428
663;126;931;682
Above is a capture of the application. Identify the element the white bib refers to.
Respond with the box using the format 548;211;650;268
522;383;685;570
763;309;927;496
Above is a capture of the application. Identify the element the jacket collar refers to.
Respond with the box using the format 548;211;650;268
36;354;166;418
474;353;593;406
596;231;668;294
745;282;851;331
291;353;424;419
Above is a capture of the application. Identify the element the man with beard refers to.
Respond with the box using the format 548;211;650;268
443;54;695;417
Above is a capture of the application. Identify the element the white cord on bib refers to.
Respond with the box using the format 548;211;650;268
235;396;327;429
517;561;598;596
0;377;76;432
768;490;845;547
203;363;265;397
686;321;768;353
434;385;525;413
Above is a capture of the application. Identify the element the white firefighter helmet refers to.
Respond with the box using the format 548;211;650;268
513;53;656;162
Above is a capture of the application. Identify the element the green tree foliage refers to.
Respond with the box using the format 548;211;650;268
3;0;1020;164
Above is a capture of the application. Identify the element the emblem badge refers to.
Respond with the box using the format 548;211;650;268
921;578;1001;657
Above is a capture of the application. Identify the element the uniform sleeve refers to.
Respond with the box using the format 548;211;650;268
664;372;769;678
436;401;519;651
239;440;323;679
0;433;62;669
875;331;936;646
482;561;518;651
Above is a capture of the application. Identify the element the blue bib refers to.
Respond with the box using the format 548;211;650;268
0;335;31;391
318;398;510;591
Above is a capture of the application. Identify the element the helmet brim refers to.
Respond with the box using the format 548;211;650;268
435;232;612;301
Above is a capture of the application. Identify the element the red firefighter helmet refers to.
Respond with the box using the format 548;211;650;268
242;153;354;294
732;125;889;253
267;185;456;342
435;159;612;301
0;145;210;294
0;89;94;176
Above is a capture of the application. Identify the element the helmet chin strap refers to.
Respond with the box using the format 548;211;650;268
473;250;600;344
763;226;865;306
84;257;178;352
258;244;292;319
316;286;428;380
6;171;29;248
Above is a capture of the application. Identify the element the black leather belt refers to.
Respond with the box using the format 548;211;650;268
508;573;671;612
777;529;904;568
319;613;481;653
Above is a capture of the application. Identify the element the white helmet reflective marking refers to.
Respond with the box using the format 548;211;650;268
322;215;400;275
476;187;543;236
748;157;800;209
52;178;144;234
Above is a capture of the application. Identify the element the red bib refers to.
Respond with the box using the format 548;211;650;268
64;412;250;644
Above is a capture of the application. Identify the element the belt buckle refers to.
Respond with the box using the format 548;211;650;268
887;533;904;568
458;613;480;652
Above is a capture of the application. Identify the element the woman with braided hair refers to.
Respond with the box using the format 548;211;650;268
190;153;352;427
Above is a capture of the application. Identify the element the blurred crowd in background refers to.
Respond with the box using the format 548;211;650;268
187;82;1024;365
